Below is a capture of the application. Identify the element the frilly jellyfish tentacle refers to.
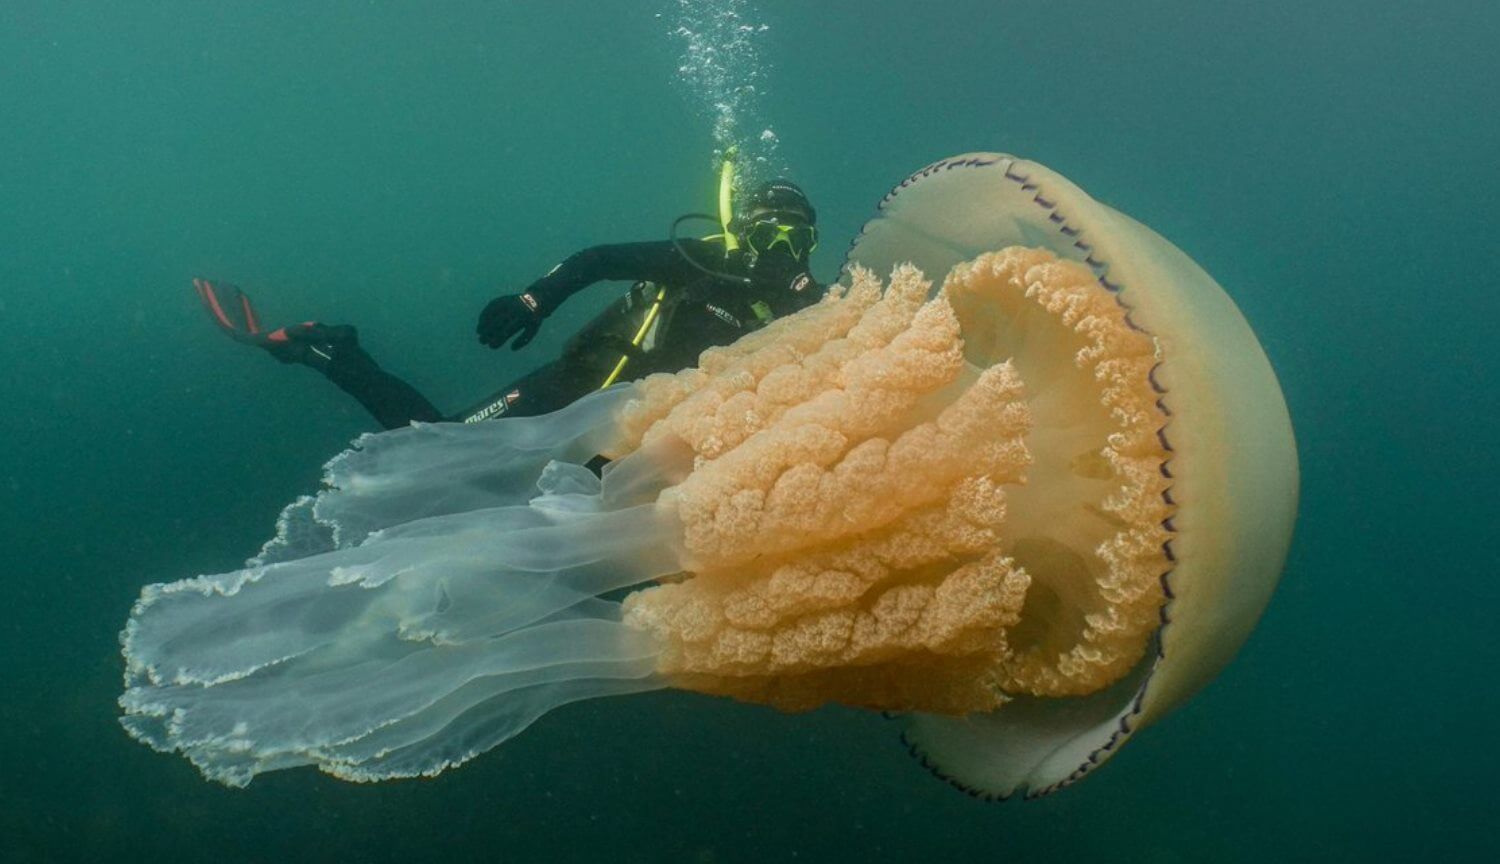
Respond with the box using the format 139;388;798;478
257;384;636;562
120;386;683;786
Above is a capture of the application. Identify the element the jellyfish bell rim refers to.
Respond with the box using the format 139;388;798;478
845;153;1298;797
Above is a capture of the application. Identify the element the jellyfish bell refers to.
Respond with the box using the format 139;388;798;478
843;153;1298;796
119;154;1296;798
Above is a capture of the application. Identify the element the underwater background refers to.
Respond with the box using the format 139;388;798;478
1;0;1495;861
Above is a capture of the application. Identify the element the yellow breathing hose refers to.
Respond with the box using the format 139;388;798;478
599;286;667;389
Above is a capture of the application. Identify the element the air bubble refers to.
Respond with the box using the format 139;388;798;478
667;0;785;180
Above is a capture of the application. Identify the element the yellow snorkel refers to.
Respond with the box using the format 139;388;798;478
718;147;739;251
668;149;754;285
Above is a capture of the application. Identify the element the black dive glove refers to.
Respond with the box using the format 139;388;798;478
263;322;359;373
476;292;545;350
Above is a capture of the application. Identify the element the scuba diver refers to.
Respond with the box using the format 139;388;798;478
195;174;825;429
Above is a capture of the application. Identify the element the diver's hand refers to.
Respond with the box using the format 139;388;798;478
477;292;545;350
264;322;358;372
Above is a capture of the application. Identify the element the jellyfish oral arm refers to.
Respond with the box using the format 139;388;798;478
120;387;685;786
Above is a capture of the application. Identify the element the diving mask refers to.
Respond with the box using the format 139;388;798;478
744;216;819;262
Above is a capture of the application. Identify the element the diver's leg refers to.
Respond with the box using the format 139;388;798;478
316;331;445;429
270;324;444;429
193;278;442;429
452;360;578;423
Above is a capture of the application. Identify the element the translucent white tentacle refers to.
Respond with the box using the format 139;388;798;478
120;385;691;786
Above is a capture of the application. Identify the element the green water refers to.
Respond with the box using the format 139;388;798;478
2;1;1495;861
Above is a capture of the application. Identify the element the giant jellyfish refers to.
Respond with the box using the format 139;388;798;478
121;154;1297;797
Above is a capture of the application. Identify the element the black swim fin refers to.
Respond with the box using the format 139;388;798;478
193;276;359;374
194;277;272;346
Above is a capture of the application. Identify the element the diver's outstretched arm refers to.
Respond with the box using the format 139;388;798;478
194;278;443;430
476;240;720;349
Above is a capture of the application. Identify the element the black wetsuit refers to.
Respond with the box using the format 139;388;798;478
324;239;824;429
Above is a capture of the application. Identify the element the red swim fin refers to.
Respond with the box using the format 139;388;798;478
193;277;271;346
